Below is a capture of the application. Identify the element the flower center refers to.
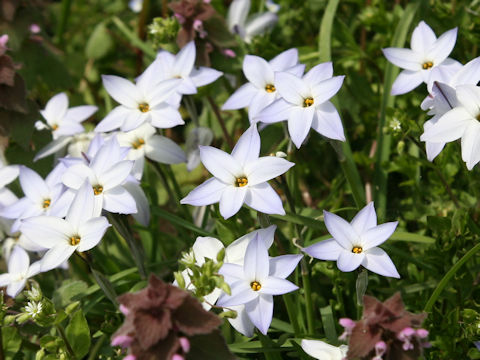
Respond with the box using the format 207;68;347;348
265;84;276;93
69;235;81;246
132;138;145;149
51;124;59;130
93;184;104;195
42;198;51;209
138;103;150;113
352;246;363;254
235;177;248;187
303;97;314;107
422;61;434;70
250;281;262;291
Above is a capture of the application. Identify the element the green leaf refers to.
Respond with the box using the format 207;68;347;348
2;326;22;358
53;280;88;308
65;310;91;359
389;231;435;244
91;269;118;306
85;22;114;60
187;330;236;360
270;213;324;231
320;305;338;345
152;207;216;237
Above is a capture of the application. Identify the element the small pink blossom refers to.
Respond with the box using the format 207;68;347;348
111;335;133;348
172;355;184;360
179;337;190;353
30;24;41;34
416;328;429;338
119;304;130;316
175;13;186;24
223;49;236;58
372;341;387;360
339;317;355;341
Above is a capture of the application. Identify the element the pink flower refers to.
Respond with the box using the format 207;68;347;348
29;24;41;34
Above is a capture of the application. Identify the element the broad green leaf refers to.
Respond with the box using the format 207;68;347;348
320;305;338;345
53;280;88;308
86;22;114;60
2;326;22;358
66;310;91;359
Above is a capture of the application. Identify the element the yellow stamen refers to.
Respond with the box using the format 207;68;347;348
93;185;103;195
132;138;145;149
303;97;314;107
422;61;434;70
51;124;59;131
235;177;248;187
352;246;363;254
250;281;262;291
42;199;51;209
265;84;276;93
70;235;81;246
138;103;150;113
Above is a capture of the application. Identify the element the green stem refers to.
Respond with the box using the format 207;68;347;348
55;0;73;46
111;16;156;59
282;294;301;337
87;334;106;360
56;324;76;359
206;96;234;150
424;242;480;312
373;2;419;220
280;175;315;334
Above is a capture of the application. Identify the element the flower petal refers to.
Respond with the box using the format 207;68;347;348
429;27;457;65
243;233;269;282
269;48;298;72
180;178;227;206
190;67;223;87
245;157;294;186
303;238;343;261
219;263;244;283
7;280;27;298
222;83;258;110
275;72;309;105
98;161;134;191
21;216;72;248
173;41;196;77
361;221;398;250
42;93;68;123
244;12;277;42
226;305;255;337
311;76;344;105
382;48;423;71
149;104;184;128
362;247;400;278
243;55;274;89
102;75;141;108
244;183;285;215
301;339;344;359
103;186;137;214
219;185;247;219
288;106;314;148
66;180;95;228
192;237;224;264
77;217;110;252
390;70;424;95
303;62;334;87
461;121;480;170
420;107;472;143
217;280;257;307
456;84;480;118
227;0;250;31
311;101;345;141
248;91;276;120
323;210;359;250
199;146;242;183
225;225;276;264
95;106;131;133
8;246;29;275
351;202;377;234
260;276;298;295
41;244;76;272
254;98;292;124
337;251;364;272
231;124;260;168
123;182;150;226
19;166;49;203
268;254;302;278
244;294;273;335
0;165;19;188
410;21;437;54
64;105;98;123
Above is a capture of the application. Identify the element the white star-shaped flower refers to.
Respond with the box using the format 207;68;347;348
61;136;137;215
217;233;302;335
227;0;279;44
95;66;182;133
255;62;345;148
0;166;73;233
420;84;480;170
21;180;110;272
420;57;480;161
222;48;305;120
180;124;294;219
139;41;223;106
35;92;97;139
383;21;459;95
303;202;400;278
117;123;186;180
0;246;41;297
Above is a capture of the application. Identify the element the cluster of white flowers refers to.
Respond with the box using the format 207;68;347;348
0;23;403;349
384;21;480;170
